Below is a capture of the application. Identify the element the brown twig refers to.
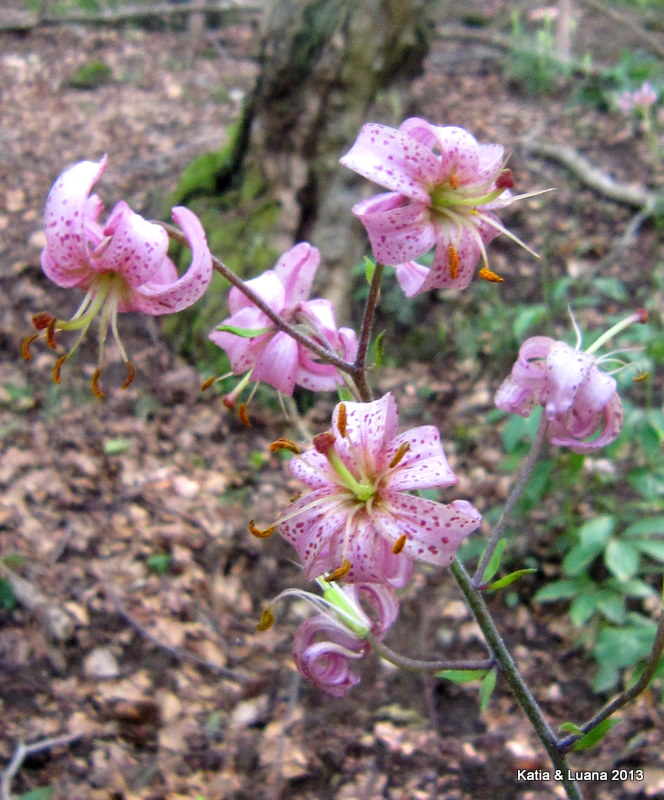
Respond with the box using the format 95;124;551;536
105;583;256;686
1;733;84;800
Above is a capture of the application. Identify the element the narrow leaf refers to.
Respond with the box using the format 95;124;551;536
487;568;536;592
436;669;487;683
481;539;507;584
214;324;272;338
364;256;376;285
560;721;583;735
479;668;498;711
572;718;621;751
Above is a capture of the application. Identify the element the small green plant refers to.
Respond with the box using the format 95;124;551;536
67;61;112;90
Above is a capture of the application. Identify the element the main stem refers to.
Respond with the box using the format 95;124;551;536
451;558;584;800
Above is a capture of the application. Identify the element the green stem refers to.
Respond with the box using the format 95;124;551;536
353;261;385;402
473;412;549;586
451;558;584;800
366;632;494;673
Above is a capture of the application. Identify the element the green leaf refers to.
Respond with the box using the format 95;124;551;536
337;386;355;402
512;304;547;339
373;331;386;368
560;721;583;735
634;540;664;562
624;517;664;538
481;539;506;584
487;568;537;592
18;788;54;800
594;590;626;625
103;437;132;455
436;669;488;683
534;578;584;602
570;592;600;626
479;668;498;711
563;516;616;576
572;718;622;751
146;553;172;574
364;256;376;285
214;324;273;338
0;578;16;610
605;539;640;581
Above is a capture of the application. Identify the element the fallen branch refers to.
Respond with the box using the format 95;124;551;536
0;733;83;800
105;583;257;686
523;140;660;212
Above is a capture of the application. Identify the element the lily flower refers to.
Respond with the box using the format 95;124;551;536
262;578;399;697
209;243;357;397
22;156;212;396
340;118;542;294
262;393;482;587
495;311;649;453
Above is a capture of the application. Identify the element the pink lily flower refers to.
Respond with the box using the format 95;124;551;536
292;581;399;697
209;243;357;396
495;336;625;453
340;118;536;294
275;393;482;587
24;156;212;395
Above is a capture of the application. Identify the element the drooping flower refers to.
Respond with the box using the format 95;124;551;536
294;580;398;697
495;311;648;453
209;243;357;397
262;578;399;697
618;82;658;115
340;118;539;294
267;393;482;587
22;156;212;396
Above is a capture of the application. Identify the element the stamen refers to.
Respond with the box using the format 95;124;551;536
256;607;275;631
249;520;276;538
121;361;136;391
447;245;459;279
200;376;215;390
238;403;251;427
53;355;67;384
337;403;348;438
392;534;408;554
46;318;57;350
449;172;459;189
633;371;649;382
388;442;411;469
269;438;301;454
479;267;504;283
91;368;105;399
313;431;336;455
21;334;38;361
495;169;515;190
327;559;352;582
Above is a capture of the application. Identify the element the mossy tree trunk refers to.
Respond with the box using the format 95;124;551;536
181;0;434;322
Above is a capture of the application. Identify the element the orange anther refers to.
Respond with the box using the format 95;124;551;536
121;361;136;390
447;245;459;279
21;334;38;361
238;403;251;427
449;172;459;189
45;318;57;349
248;520;276;539
327;559;352;582
269;438;301;455
200;376;215;391
256;607;275;631
388;442;411;469
392;534;408;554
478;267;504;283
32;312;54;331
91;368;105;399
337;403;348;437
633;371;649;382
53;355;67;384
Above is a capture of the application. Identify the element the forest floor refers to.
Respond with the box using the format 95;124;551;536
0;3;662;800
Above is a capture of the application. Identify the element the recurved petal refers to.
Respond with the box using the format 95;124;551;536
273;242;319;306
381;426;457;491
252;329;300;395
93;200;169;285
352;193;436;265
289;449;336;490
41;156;107;286
494;376;537;417
428;126;481;183
293;616;364;697
542;342;594;420
394;260;430;297
129;206;212;314
548;393;623;453
372;493;481;568
340;122;439;202
227;269;286;315
511;336;555;390
332;394;399;476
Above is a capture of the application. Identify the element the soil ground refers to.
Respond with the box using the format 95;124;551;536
0;3;662;800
